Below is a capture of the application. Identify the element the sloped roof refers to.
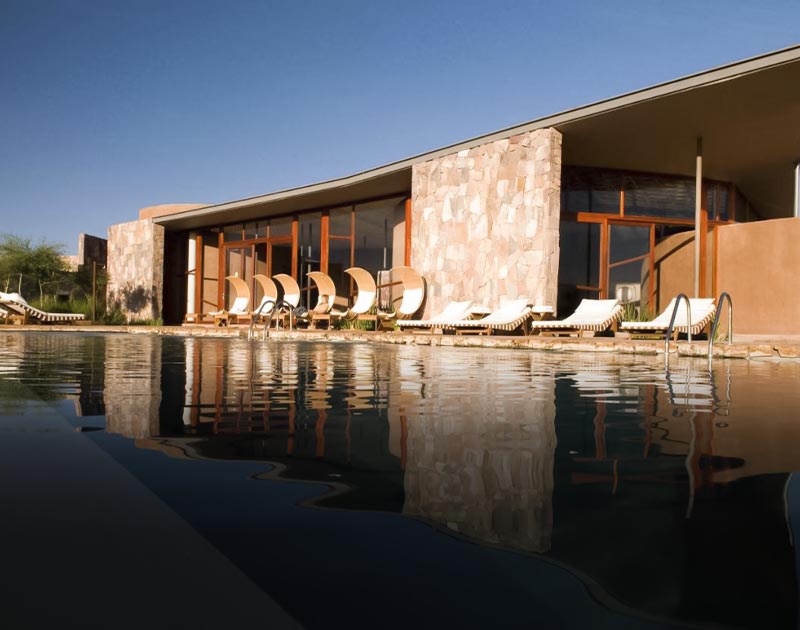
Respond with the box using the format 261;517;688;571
156;44;800;230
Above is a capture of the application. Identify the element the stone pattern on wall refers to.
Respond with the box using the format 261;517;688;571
411;128;562;315
107;219;165;322
103;335;161;440
398;346;556;553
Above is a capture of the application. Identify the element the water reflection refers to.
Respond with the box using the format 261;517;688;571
2;332;800;628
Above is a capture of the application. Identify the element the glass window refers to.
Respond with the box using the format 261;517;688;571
624;174;694;219
353;199;399;274
269;216;292;238
299;213;321;308
330;207;352;237
223;224;244;242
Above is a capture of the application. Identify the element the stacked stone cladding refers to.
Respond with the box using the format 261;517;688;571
411;128;562;316
399;349;556;552
107;219;165;322
103;335;161;440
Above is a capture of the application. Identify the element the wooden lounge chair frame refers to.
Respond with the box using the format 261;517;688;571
530;299;623;337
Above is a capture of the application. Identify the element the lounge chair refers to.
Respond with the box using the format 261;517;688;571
211;276;251;326
306;271;349;328
377;266;425;330
343;266;378;329
273;274;308;328
619;297;716;339
446;298;532;335
252;274;279;322
396;300;473;334
530;299;622;336
0;292;86;324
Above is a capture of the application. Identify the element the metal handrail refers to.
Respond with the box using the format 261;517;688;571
248;299;276;340
707;292;733;360
664;293;692;362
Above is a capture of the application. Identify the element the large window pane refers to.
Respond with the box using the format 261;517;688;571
353;199;399;275
330;207;352;237
269;216;292;237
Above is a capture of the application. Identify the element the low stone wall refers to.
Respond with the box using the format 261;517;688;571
107;219;165;322
411;128;562;316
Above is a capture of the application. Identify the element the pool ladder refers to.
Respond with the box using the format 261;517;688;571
248;299;300;340
707;292;733;364
663;292;733;365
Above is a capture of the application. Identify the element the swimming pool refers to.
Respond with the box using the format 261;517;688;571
1;331;799;629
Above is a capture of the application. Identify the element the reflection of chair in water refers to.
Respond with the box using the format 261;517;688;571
396;300;473;334
211;276;251;327
531;299;622;336
377;266;426;330
306;271;349;328
620;297;716;339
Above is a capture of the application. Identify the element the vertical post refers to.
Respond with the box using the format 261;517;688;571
186;231;197;318
794;162;800;218
404;198;412;267
92;261;97;322
694;137;703;298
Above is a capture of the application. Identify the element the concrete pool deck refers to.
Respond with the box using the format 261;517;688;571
2;323;800;360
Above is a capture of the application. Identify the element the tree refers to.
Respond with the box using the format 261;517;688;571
0;234;69;301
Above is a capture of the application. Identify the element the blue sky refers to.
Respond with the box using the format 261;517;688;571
2;0;799;253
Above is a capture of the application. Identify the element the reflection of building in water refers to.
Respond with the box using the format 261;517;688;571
551;357;799;630
0;333;105;416
398;349;556;553
104;335;161;439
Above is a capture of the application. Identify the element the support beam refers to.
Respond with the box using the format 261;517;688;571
694;138;703;298
794;162;800;218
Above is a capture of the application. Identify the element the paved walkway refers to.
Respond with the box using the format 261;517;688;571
3;323;800;360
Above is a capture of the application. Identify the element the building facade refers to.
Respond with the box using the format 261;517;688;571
107;45;800;333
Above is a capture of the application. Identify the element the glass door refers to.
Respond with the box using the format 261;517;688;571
607;223;652;317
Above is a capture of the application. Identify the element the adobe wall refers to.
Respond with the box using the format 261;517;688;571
411;129;562;315
717;217;800;334
107;219;165;322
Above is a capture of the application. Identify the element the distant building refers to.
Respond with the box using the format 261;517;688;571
107;45;800;333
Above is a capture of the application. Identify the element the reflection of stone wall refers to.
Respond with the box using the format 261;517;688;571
401;358;556;553
107;219;165;322
411;128;562;315
104;336;161;439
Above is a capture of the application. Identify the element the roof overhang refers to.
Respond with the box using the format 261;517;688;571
156;44;800;230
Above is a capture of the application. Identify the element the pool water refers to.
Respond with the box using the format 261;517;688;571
1;332;799;629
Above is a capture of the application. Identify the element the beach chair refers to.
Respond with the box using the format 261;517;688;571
530;299;622;337
306;271;349;328
272;274;304;328
446;298;532;335
620;297;716;339
0;292;86;324
210;276;251;326
377;266;425;330
252;274;279;323
396;300;473;334
343;267;378;329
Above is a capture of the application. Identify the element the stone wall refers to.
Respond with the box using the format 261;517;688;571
411;128;562;315
107;219;165;322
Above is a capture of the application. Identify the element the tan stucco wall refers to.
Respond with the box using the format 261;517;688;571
650;230;713;315
717;217;800;334
107;219;165;321
411;129;562;315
